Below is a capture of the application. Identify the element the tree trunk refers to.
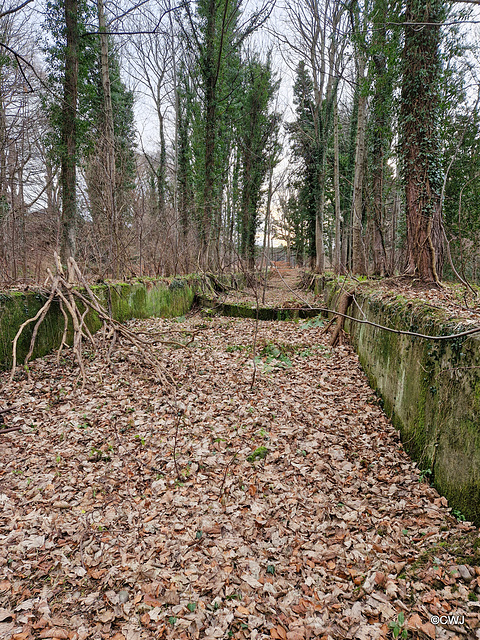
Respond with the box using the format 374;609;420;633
351;61;367;275
60;0;79;264
369;2;391;277
170;13;179;226
370;70;387;276
333;99;342;274
315;173;325;272
390;184;399;274
97;0;119;277
157;106;166;222
400;0;445;282
201;0;217;265
329;292;353;347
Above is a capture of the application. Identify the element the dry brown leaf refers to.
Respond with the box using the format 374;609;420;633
38;628;69;639
407;614;423;629
420;622;437;639
0;608;14;622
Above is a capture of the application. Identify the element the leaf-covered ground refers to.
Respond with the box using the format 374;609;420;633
1;275;480;640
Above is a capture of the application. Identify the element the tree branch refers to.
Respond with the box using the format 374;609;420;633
0;0;33;19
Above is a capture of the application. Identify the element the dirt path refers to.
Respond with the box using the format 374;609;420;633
0;277;479;640
215;268;316;310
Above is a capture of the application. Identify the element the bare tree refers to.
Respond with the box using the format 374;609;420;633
281;0;347;272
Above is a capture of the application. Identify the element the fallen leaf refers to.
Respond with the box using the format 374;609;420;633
39;628;69;639
407;614;423;630
420;622;436;639
0;609;14;622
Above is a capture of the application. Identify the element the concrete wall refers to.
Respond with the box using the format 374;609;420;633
0;278;197;371
319;280;480;524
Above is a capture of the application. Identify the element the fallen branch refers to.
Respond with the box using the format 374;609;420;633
7;254;178;388
0;426;22;435
220;302;480;342
0;406;17;415
219;451;238;501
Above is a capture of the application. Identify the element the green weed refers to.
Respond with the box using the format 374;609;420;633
419;468;432;482
247;446;268;463
300;315;325;329
388;612;408;639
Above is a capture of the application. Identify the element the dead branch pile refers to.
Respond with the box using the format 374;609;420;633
7;254;175;388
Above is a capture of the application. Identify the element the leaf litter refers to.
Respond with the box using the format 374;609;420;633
1;279;480;640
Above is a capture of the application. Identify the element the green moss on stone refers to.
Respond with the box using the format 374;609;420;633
322;278;480;526
0;277;199;371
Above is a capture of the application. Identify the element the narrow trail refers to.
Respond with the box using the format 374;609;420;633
218;266;316;309
0;271;479;640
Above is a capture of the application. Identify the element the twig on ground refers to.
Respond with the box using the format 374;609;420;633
0;426;22;435
173;405;182;481
0;405;17;415
219;451;238;501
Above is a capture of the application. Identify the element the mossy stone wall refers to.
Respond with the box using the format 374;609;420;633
321;280;480;524
0;278;198;371
196;295;322;321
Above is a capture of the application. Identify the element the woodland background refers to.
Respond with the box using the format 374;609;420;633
1;0;480;285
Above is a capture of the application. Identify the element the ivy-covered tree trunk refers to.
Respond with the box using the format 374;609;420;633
97;0;120;276
201;0;217;265
400;0;445;282
333;99;342;274
351;52;367;275
60;0;79;263
368;0;396;277
238;58;279;270
177;84;193;244
314;168;325;272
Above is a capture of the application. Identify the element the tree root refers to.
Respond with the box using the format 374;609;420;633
329;292;353;347
7;253;177;388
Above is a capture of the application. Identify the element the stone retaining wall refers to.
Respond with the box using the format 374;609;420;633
319;279;480;524
0;278;197;371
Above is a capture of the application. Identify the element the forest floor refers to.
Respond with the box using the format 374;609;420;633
1;269;480;640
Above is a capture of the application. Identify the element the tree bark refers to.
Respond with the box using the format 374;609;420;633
390;183;400;274
333;98;342;274
329;292;353;347
60;0;79;264
201;0;217;265
400;0;445;282
315;173;325;272
97;0;119;277
351;54;367;275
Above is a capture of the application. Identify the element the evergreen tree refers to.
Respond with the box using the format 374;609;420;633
44;0;97;262
285;61;317;264
238;55;280;268
366;0;401;276
84;47;136;235
178;0;270;267
44;0;136;274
